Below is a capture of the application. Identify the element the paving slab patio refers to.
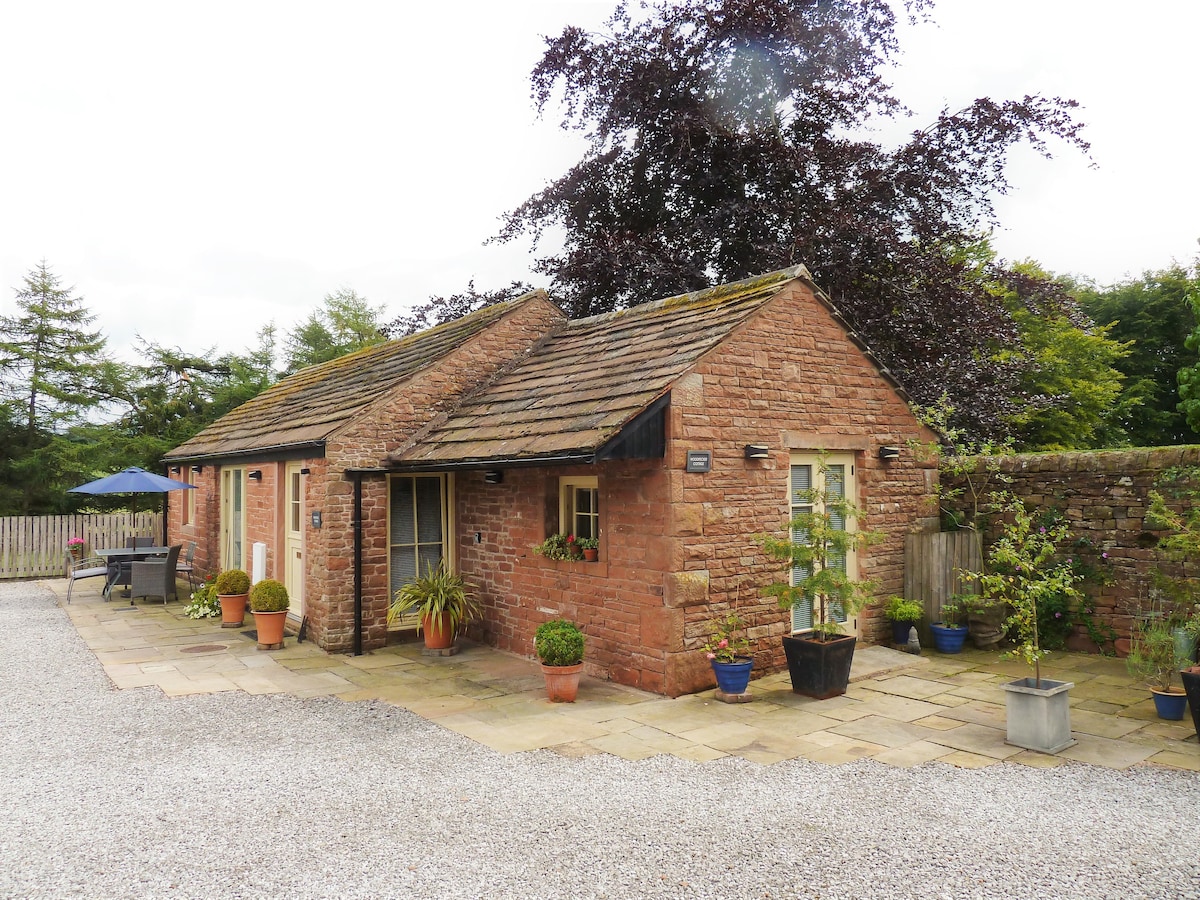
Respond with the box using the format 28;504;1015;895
43;577;1200;771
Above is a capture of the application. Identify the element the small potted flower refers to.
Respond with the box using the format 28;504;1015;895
930;601;968;653
214;569;251;628
66;536;86;560
883;596;923;645
703;613;753;695
532;533;573;560
576;536;599;562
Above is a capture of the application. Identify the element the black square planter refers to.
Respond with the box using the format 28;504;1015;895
782;633;856;699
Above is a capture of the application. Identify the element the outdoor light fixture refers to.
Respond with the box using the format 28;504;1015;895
878;446;901;461
299;467;311;475
170;466;181;474
248;470;263;480
484;470;504;484
191;465;203;473
744;444;770;460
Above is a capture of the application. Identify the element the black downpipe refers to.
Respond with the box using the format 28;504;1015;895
353;471;363;656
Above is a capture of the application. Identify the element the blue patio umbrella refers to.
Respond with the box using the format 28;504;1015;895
69;466;197;545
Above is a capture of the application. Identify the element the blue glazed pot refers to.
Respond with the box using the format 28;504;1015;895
711;658;753;694
930;623;968;654
1151;688;1188;720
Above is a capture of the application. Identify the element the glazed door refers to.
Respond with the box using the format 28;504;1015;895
284;462;305;622
220;467;245;572
789;453;859;636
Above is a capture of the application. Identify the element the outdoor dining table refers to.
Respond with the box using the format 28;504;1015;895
95;546;170;600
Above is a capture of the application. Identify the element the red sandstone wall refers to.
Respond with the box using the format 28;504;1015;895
943;447;1200;655
659;281;938;694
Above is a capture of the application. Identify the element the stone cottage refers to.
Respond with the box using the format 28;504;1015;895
163;267;938;696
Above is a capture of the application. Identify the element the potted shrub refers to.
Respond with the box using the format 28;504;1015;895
388;562;481;651
534;619;585;702
214;569;251;628
972;495;1081;753
962;593;1007;649
576;536;599;562
249;578;289;648
703;613;753;696
883;596;923;645
929;601;969;654
757;456;879;699
1126;612;1189;720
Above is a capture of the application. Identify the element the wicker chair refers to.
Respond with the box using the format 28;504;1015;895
129;545;183;605
176;541;198;592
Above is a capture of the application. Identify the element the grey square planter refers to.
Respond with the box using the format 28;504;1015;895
1002;677;1076;753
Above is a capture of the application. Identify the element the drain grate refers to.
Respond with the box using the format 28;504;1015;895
180;644;226;654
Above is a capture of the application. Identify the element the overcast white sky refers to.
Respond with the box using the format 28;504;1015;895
2;1;1198;364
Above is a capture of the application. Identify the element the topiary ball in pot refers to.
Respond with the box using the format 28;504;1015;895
215;569;251;596
534;619;585;667
249;578;290;612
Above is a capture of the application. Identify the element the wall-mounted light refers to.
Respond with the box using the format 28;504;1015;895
299;467;311;475
878;445;901;461
191;465;204;473
170;466;181;474
248;470;263;480
484;470;504;484
744;444;770;460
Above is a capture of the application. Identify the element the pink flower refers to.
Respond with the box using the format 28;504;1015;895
718;639;728;649
706;652;716;660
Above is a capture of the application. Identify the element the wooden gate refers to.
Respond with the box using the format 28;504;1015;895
905;531;981;636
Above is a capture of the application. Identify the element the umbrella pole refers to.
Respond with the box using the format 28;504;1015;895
162;494;169;545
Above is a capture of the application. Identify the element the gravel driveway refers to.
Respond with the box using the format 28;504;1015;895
2;581;1198;900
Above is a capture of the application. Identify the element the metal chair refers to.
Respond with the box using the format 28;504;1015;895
176;541;198;591
129;545;182;605
66;554;110;604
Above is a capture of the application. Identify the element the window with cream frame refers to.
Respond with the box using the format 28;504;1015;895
788;452;858;635
560;476;599;541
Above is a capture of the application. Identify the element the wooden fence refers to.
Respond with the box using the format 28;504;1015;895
905;530;981;642
0;513;163;579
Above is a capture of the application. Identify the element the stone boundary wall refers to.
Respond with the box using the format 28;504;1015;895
943;446;1200;654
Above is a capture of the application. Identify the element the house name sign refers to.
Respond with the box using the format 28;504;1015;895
685;451;712;473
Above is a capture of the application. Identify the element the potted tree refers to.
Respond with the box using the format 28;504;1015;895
703;613;753;696
388;562;481;651
973;495;1081;753
1126;612;1189;720
883;596;923;646
930;600;969;653
248;578;289;649
534;619;585;702
215;569;251;628
757;457;878;699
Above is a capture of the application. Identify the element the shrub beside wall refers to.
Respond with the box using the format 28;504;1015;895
942;447;1200;654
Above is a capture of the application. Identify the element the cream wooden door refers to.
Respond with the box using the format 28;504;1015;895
284;462;305;623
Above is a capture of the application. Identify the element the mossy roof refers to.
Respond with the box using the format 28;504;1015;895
163;293;543;462
391;267;809;467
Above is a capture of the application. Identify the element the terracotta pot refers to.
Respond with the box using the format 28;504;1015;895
421;611;456;650
541;662;583;702
219;593;248;628
582;548;599;562
252;609;288;646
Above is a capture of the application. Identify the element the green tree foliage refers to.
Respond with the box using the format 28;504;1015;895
1079;264;1200;446
496;0;1090;439
0;261;118;513
283;288;386;373
996;262;1129;450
